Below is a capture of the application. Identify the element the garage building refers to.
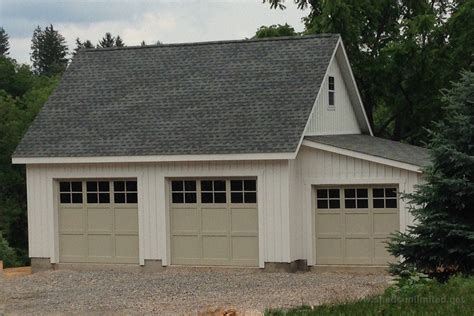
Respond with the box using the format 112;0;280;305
12;35;428;271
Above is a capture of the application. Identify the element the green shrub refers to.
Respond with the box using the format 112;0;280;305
0;231;20;267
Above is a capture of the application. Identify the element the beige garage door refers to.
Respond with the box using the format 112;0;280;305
314;186;399;265
170;179;258;267
58;179;139;264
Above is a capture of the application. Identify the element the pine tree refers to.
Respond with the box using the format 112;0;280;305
30;25;69;76
388;71;474;281
73;38;94;56
0;27;10;56
115;35;125;47
98;32;117;48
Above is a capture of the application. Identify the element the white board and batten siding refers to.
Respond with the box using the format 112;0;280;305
26;160;293;267
288;146;422;264
305;49;362;136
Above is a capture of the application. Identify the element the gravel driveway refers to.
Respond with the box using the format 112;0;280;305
0;268;389;315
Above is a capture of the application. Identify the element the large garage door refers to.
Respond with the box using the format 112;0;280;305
170;179;258;267
314;186;399;265
58;179;139;264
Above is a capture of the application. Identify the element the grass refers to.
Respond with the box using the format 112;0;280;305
266;276;474;316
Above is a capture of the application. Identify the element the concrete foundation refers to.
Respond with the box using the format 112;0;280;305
142;260;165;273
263;260;309;273
311;265;389;275
31;258;54;273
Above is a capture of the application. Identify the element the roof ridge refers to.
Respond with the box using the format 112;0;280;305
80;34;340;53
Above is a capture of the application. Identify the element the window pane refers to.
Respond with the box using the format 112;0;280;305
329;91;334;106
386;198;397;208
87;193;98;203
357;189;368;198
329;200;340;209
329;76;335;90
317;199;328;209
71;193;83;204
127;193;138;204
317;189;328;198
231;180;243;191
214;180;226;191
87;181;97;192
385;188;397;198
329;189;339;198
345;199;356;208
184;193;196;204
201;192;213;203
60;193;71;203
99;193;110;204
345;189;355;198
231;192;243;203
214;193;226;203
201;180;212;191
171;181;183;192
114;181;125;192
357;199;368;208
373;188;384;198
172;192;184;203
184;181;196;191
373;199;384;208
98;181;109;192
71;182;82;192
59;182;70;192
126;181;137;192
244;180;256;191
244;192;257;203
115;193;126;203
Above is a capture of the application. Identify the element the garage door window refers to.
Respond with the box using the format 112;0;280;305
86;181;110;204
201;180;226;203
316;189;340;209
373;188;398;208
230;180;257;203
344;188;368;209
114;180;138;204
59;181;83;204
171;180;197;204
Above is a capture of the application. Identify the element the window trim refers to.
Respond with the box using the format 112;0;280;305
328;75;335;108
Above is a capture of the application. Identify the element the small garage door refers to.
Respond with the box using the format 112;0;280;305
314;186;399;265
58;179;139;264
170;179;258;267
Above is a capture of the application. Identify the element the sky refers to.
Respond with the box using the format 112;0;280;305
0;0;308;64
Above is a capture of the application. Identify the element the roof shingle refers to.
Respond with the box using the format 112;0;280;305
14;35;340;158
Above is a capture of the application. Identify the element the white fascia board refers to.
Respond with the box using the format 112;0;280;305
11;152;296;165
302;139;422;173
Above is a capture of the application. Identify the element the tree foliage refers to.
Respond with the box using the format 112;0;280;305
0;27;10;56
255;23;297;38
261;0;474;145
30;25;69;76
98;32;126;48
388;71;474;281
73;38;94;56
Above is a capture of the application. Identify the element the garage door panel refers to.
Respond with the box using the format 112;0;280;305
172;236;200;260
232;236;258;261
60;235;87;258
316;213;342;235
203;236;229;260
115;235;139;259
345;213;370;234
316;238;343;264
88;235;113;258
87;209;112;233
373;213;399;234
171;208;199;233
202;208;227;233
231;208;258;233
374;237;395;263
345;238;371;264
115;208;138;233
59;208;84;232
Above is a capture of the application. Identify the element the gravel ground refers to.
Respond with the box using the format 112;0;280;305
0;268;389;315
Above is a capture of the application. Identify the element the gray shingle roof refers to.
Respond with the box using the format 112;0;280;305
13;35;340;158
305;134;430;167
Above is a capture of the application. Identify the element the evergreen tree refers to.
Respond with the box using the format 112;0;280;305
30;25;69;76
97;33;125;48
0;27;10;56
73;38;94;56
115;35;125;47
388;71;474;281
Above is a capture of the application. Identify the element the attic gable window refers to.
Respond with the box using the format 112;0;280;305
328;76;335;108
